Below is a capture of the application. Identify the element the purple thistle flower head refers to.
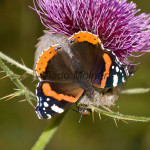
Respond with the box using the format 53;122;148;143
32;0;150;63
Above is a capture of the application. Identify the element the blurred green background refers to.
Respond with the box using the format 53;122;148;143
0;0;150;150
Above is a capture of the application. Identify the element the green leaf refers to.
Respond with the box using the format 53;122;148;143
0;58;35;106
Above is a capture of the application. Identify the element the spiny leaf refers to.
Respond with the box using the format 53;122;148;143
0;58;35;106
0;90;24;101
0;52;33;75
89;105;150;122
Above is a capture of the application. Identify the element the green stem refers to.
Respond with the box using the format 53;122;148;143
0;51;33;75
121;88;150;94
0;59;34;106
31;112;67;150
90;105;150;122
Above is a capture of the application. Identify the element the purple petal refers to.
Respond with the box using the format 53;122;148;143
32;0;150;64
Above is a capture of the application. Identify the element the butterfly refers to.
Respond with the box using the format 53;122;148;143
35;31;132;119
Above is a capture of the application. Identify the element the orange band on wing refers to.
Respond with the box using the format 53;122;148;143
69;31;101;45
94;53;112;88
36;45;59;77
100;53;112;88
42;83;84;103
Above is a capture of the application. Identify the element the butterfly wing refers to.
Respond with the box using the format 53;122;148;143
35;44;84;119
35;44;75;82
68;31;133;89
68;31;104;89
36;80;84;119
92;49;134;88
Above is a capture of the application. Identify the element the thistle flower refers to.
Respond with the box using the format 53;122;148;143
33;0;150;63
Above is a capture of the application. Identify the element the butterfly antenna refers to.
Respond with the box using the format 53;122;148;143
79;113;83;123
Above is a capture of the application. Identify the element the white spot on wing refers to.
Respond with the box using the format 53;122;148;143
125;66;129;76
36;96;40;106
116;66;119;72
44;102;49;107
35;111;42;119
47;114;51;119
51;104;64;113
46;98;50;101
40;97;42;102
112;66;114;69
113;75;118;87
40;103;42;107
122;77;125;82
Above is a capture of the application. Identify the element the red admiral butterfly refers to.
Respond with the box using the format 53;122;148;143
35;31;132;119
